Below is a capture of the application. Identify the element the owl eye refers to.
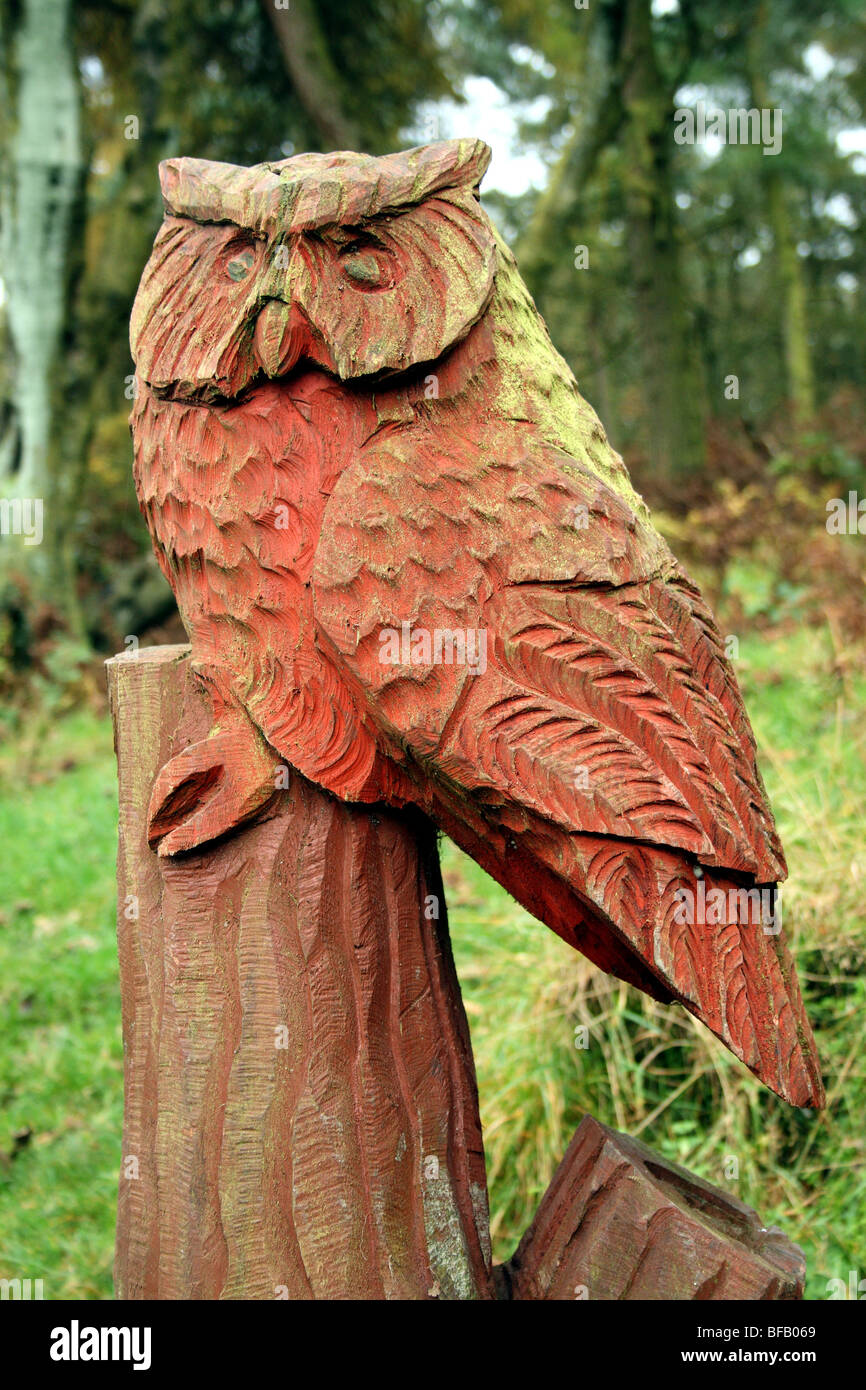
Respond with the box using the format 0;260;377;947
337;237;396;291
343;252;383;285
225;248;256;282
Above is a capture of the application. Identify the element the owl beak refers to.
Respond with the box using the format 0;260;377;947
253;299;304;378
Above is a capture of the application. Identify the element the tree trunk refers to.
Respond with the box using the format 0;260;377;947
746;4;815;422
618;0;706;480
259;0;361;151
108;646;493;1300
0;0;84;618
766;175;814;419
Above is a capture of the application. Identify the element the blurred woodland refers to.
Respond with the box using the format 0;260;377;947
0;0;864;714
1;1;865;1298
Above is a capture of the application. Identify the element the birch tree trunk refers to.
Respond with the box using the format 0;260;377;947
0;0;83;603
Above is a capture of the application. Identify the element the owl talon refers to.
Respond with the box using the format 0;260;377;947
147;726;282;856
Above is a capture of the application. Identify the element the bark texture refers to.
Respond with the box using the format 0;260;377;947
504;1116;805;1301
108;645;493;1300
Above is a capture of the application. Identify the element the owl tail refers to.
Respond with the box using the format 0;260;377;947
430;799;824;1109
550;841;825;1110
642;857;824;1110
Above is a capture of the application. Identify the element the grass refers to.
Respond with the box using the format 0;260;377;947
0;624;863;1298
0;710;121;1298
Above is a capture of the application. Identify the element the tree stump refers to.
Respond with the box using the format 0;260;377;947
503;1116;805;1301
108;646;808;1302
108;645;493;1300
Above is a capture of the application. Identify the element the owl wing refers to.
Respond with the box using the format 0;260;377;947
312;427;785;885
311;426;823;1109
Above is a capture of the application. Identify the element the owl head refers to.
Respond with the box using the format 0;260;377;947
130;140;497;402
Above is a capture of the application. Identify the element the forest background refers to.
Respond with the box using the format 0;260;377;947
0;0;864;1299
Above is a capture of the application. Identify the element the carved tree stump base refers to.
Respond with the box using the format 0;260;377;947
108;646;492;1300
503;1116;805;1301
108;647;807;1302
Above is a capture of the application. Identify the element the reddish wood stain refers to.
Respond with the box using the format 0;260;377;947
128;139;823;1136
109;649;492;1300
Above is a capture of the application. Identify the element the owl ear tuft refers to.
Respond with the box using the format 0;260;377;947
400;139;492;200
158;157;278;229
158;158;235;219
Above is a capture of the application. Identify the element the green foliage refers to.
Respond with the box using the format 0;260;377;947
470;0;865;466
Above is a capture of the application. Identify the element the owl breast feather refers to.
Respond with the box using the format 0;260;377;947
132;374;401;799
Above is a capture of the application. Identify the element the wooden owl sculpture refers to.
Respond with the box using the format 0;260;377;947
130;139;823;1110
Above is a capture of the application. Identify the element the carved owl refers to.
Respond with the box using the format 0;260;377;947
129;139;823;1108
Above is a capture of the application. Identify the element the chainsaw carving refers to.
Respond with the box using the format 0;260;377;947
129;139;823;1110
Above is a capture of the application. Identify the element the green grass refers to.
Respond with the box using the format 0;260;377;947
0;711;120;1299
0;625;863;1298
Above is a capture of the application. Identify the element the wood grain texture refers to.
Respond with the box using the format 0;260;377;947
127;138;823;1109
503;1116;805;1301
108;646;493;1300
